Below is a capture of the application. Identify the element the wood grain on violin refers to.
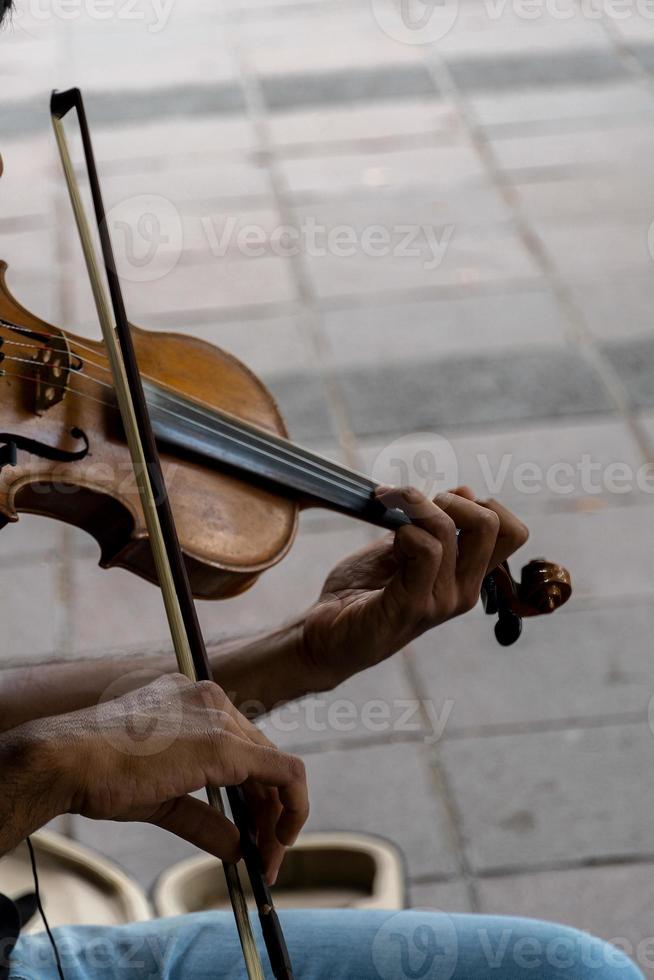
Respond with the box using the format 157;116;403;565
0;261;298;598
0;259;571;638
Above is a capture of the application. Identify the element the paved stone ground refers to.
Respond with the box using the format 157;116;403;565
4;0;654;973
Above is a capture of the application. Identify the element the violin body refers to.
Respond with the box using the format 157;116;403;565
0;263;298;598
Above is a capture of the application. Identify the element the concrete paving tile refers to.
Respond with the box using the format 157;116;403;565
337;347;611;439
515;175;653;223
0;514;65;563
249;35;420;76
409;600;654;732
477;864;654;978
268;100;461;148
570;274;654;342
73;255;298;325
259;655;421;750
321;289;567;368
1;36;57;103
409;879;473;912
303;741;459;878
264;371;340;442
491;124;654;175
175;205;292;257
358;416;644;512
96;158;272;209
1;560;66;666
436;7;613;58
533;216;653;278
614;8;654;41
518;503;654;602
0;136;58;222
291;188;512;236
279;143;486;202
301;225;539;299
202;521;374;639
0;269;62;327
69;31;239;91
185;314;316;381
1;228;57;276
472;80;654;132
69;558;176;657
242;12;421;74
442;723;654;873
91;116;257;164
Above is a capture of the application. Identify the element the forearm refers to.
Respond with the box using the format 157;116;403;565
0;619;318;732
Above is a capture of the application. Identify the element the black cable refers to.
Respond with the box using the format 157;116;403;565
26;838;66;980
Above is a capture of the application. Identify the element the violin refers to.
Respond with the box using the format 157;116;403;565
0;257;571;643
0;85;573;980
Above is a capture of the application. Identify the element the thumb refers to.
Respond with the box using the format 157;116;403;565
149;795;241;862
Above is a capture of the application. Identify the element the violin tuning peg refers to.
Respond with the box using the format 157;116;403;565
518;559;572;615
494;610;523;647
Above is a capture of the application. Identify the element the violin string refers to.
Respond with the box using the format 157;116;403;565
2;326;376;496
0;322;378;498
3;317;375;489
0;319;374;487
1;366;118;409
2;338;375;497
0;354;378;505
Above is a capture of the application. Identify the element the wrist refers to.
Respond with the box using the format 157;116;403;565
297;610;343;694
0;720;73;855
210;616;331;714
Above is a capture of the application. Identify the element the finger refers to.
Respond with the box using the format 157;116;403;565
276;778;309;849
434;492;500;605
204;733;309;826
225;701;290;882
245;781;286;885
475;497;529;570
451;485;476;501
217;700;309;850
375;486;458;588
151;795;241;863
449;487;530;572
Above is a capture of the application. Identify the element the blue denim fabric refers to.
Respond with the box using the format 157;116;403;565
8;910;645;980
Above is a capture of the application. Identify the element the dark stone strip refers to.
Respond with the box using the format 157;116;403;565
602;337;654;410
3;45;640;141
445;48;627;93
260;63;438;111
1;82;246;139
629;43;654;74
273;348;614;441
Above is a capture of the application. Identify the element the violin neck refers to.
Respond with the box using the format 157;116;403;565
145;382;407;533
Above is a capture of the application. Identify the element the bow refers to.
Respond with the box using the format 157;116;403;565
50;86;294;980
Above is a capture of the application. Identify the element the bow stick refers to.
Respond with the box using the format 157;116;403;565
51;87;294;980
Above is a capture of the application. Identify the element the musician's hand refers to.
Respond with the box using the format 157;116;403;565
8;676;308;883
303;486;529;688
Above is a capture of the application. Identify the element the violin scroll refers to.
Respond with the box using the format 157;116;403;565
482;559;572;647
